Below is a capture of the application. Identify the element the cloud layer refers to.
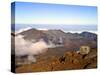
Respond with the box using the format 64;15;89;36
15;35;48;56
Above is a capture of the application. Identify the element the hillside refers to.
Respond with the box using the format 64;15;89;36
17;28;97;49
16;47;97;73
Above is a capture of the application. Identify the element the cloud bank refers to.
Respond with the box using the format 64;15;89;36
15;35;48;56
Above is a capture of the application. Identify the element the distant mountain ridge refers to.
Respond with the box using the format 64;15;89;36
14;28;97;50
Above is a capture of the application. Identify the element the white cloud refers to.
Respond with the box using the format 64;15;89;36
15;27;32;34
15;35;49;56
37;28;49;31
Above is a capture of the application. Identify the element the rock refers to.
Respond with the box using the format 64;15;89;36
80;46;90;55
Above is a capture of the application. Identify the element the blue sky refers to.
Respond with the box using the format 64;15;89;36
11;2;97;31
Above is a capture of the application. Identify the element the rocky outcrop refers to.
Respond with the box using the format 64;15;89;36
16;48;97;73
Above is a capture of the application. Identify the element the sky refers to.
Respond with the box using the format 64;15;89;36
11;2;97;31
